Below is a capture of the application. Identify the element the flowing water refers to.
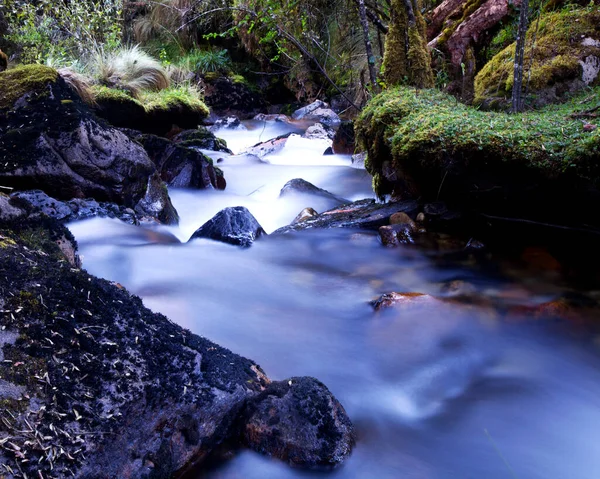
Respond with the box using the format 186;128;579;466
69;120;600;479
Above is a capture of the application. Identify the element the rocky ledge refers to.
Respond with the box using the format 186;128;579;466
0;201;354;478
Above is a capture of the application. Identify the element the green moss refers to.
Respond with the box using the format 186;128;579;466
91;84;144;107
382;0;409;85
475;5;600;104
356;86;600;197
142;87;209;117
0;64;59;110
383;0;433;88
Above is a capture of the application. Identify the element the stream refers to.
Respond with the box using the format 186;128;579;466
68;120;600;479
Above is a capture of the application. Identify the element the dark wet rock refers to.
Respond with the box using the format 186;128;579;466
465;238;486;252
292;207;319;224
371;292;435;311
243;377;354;467
275;199;419;234
303;108;341;130
190;206;266;247
303;123;334;140
378;223;417;246
134;172;180;225
280;179;348;204
210;116;246;131
292;100;327;120
171;127;232;153
10;190;140;224
0;66;177;224
92;91;147;131
243;132;293;159
203;75;265;118
332;121;355;154
424;202;448;217
0;219;353;477
390;212;416;228
218;153;265;165
137;134;226;190
254;113;291;123
323;147;334;156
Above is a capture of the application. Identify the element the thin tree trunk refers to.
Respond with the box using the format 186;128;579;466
357;0;380;91
511;0;530;113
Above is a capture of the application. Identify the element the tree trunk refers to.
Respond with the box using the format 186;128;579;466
427;0;465;39
357;0;380;91
511;0;530;112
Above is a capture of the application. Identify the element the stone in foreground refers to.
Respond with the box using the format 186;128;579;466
190;206;266;247
0;215;354;478
243;377;355;467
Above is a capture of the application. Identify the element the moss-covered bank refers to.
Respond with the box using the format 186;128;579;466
356;86;600;226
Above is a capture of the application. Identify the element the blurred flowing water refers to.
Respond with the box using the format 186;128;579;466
69;120;600;479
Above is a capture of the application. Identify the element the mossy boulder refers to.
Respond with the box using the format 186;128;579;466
355;86;600;228
0;65;178;223
475;6;600;108
92;85;210;136
0;217;354;477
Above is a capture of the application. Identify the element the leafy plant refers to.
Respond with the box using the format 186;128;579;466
3;0;123;63
177;48;232;74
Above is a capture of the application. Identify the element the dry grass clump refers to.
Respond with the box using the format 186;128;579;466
90;45;170;98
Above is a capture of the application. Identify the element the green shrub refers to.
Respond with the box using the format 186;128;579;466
3;0;123;63
177;49;232;74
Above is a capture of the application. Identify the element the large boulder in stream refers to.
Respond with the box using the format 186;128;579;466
0;211;354;478
0;65;177;224
136;134;226;190
190;206;266;247
292;101;341;129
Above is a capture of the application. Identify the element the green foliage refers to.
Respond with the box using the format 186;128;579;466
475;5;600;104
177;48;232;74
356;86;600;197
2;0;123;63
486;21;519;61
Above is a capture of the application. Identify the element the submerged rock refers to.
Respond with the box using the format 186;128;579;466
190;206;266;247
10;190;140;224
210;116;246;131
371;292;436;311
243;377;354;467
243;132;292;159
280;178;348;204
378;223;417;246
0;217;354;478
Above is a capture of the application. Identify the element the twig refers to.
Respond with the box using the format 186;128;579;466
484;429;520;479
